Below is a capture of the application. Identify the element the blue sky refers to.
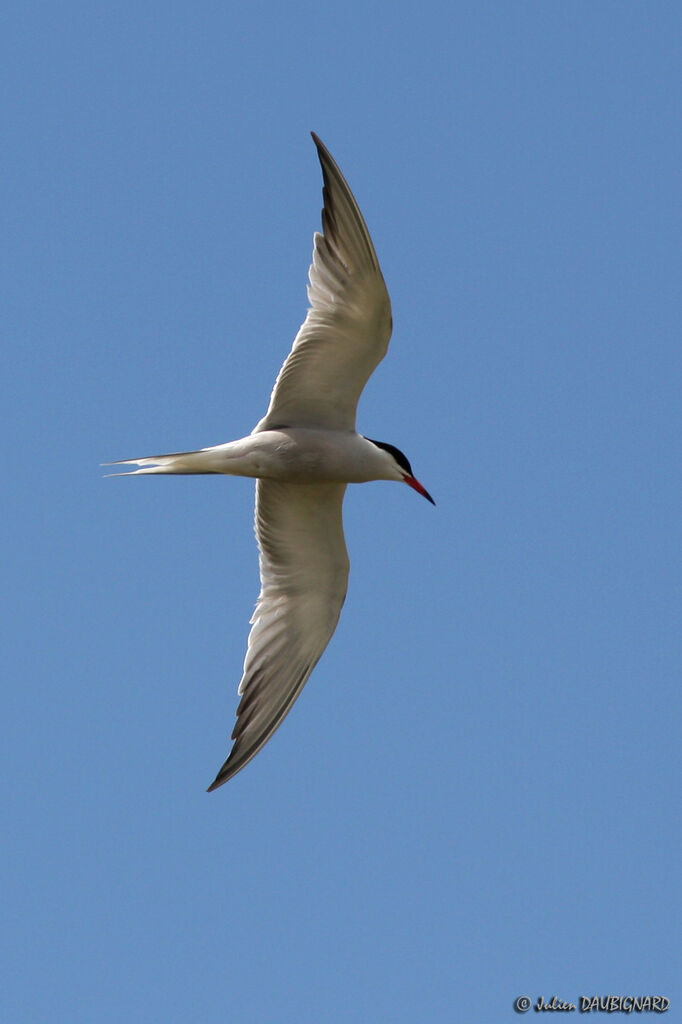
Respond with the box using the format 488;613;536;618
3;2;680;1021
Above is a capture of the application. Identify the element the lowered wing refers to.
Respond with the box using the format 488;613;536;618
207;479;349;789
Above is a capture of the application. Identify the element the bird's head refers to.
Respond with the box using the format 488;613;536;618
365;438;435;504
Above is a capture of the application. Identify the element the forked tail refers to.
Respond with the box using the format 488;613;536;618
102;448;221;476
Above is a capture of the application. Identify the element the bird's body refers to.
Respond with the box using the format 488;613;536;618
109;133;433;790
119;428;407;484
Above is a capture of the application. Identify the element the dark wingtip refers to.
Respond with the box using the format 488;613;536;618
206;748;246;792
206;760;233;792
206;773;226;793
310;132;331;165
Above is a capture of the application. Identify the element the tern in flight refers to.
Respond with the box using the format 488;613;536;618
109;133;434;790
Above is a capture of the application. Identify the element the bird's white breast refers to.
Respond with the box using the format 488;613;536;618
203;428;389;483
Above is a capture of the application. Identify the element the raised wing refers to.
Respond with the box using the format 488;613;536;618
207;479;349;789
254;133;392;433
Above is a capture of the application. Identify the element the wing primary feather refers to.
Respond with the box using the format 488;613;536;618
207;660;314;791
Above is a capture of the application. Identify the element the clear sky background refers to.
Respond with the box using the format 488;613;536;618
3;3;680;1021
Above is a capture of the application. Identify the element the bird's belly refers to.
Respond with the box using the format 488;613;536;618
245;429;372;483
